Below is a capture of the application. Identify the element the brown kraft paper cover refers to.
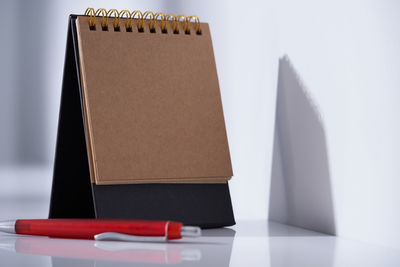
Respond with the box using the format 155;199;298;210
75;16;232;185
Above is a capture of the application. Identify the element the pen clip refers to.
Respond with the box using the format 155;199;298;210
94;232;167;242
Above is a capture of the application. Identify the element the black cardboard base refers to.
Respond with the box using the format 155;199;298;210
48;15;95;219
92;183;235;228
49;15;235;228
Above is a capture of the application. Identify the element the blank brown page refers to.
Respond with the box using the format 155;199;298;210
75;16;232;185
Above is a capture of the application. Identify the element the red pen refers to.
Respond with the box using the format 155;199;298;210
0;219;201;242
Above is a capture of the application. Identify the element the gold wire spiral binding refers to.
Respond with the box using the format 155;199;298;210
166;14;179;34
176;15;187;34
95;8;108;30
183;17;190;34
187;16;202;34
84;8;96;29
143;11;156;33
107;9;120;31
131;10;144;31
120;10;132;31
83;8;202;35
155;12;167;33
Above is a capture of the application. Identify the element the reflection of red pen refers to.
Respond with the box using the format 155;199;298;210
2;237;201;264
0;219;201;241
0;236;201;264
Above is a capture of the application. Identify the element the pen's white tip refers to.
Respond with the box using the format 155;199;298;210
181;226;201;237
0;220;16;234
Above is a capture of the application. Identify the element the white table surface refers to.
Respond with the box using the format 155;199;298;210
1;220;400;267
1;168;400;266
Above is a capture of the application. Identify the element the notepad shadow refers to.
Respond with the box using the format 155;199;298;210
268;56;336;235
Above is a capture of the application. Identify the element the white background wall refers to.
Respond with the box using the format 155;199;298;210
0;0;400;250
275;0;400;250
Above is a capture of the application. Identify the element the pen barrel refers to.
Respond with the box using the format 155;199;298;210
14;219;182;240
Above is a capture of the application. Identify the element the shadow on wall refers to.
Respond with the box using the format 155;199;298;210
269;56;336;235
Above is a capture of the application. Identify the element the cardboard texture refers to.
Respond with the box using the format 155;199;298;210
75;16;233;185
49;15;235;228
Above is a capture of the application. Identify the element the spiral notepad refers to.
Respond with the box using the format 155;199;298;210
49;8;235;227
75;8;232;185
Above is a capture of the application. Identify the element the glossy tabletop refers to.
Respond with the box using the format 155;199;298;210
1;169;400;266
1;221;400;267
